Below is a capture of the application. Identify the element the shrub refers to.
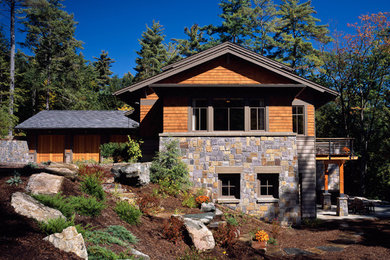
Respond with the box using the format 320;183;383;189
100;136;142;163
157;177;185;197
6;171;23;186
137;193;160;215
32;193;74;218
213;223;239;247
78;164;111;181
80;175;105;201
182;192;197;208
106;225;138;244
87;245;132;260
86;229;127;246
115;201;142;225
68;196;105;217
38;215;75;235
163;216;185;243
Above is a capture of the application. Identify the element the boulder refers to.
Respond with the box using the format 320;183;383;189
183;217;215;251
44;226;88;260
26;173;64;195
201;202;216;212
42;162;78;180
130;248;150;260
11;192;65;223
111;162;151;186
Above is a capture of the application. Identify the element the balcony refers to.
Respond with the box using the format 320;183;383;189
316;138;358;161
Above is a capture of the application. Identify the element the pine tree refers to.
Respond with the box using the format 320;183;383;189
202;0;253;45
93;50;114;91
134;21;168;82
272;0;331;75
21;0;82;110
173;24;207;57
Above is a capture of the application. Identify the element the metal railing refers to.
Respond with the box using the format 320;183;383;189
316;138;354;159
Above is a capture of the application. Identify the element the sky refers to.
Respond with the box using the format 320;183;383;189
1;0;390;77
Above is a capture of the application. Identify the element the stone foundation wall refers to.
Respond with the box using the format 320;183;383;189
160;134;300;224
0;140;32;163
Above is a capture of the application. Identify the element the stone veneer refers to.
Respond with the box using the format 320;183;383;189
0;140;31;163
160;133;300;225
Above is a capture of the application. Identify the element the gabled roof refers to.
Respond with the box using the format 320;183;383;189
15;110;139;130
115;42;338;97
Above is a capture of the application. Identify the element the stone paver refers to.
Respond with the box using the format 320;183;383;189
283;248;315;256
316;245;345;252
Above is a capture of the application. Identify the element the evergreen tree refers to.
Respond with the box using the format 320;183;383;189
202;0;253;45
0;28;11;137
272;0;331;75
93;50;114;91
134;21;168;82
173;24;207;57
21;0;82;110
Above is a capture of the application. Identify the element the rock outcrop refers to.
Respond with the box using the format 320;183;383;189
26;173;64;195
111;162;151;186
44;226;88;260
182;217;215;251
11;192;65;223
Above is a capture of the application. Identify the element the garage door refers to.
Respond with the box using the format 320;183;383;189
73;135;100;162
37;135;65;163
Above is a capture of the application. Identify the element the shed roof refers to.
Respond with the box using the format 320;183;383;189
15;110;139;130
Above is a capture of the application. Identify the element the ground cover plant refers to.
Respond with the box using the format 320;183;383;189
38;215;76;235
114;200;142;225
80;175;106;201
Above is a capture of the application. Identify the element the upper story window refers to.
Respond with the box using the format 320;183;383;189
192;99;208;131
292;105;304;135
214;98;244;131
250;99;265;131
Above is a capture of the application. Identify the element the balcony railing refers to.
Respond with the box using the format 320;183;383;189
316;138;355;159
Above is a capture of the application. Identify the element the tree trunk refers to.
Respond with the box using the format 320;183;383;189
8;0;15;138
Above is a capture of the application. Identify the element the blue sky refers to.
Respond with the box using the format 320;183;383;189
1;0;389;77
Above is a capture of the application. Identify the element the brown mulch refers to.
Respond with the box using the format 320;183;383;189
1;165;390;259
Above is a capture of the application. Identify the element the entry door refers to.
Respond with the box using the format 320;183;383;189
37;135;65;163
73;135;101;162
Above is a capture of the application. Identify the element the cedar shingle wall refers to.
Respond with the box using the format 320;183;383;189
159;55;294;85
163;97;188;132
268;106;293;132
307;105;315;136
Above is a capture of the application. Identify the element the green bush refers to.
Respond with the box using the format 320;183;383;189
114;201;142;225
32;193;74;218
68;196;105;217
87;245;133;260
6;171;23;186
100;136;142;163
106;225;138;244
181;192;197;208
38;215;75;235
80;175;105;201
150;139;190;192
85;225;137;246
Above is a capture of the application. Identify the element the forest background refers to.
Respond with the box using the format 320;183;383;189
0;0;389;201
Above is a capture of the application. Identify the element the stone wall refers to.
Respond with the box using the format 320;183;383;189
160;133;300;225
0;140;32;163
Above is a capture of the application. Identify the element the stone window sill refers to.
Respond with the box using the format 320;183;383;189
217;198;240;204
256;197;279;203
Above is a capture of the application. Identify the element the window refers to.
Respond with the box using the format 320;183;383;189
192;99;208;131
214;98;244;131
250;99;265;131
257;174;279;198
218;174;240;199
292;105;304;135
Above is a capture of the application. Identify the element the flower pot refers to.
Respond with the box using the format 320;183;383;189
252;240;267;251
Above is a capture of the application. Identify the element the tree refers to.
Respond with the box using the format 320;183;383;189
202;0;253;46
272;0;331;75
21;0;82;110
173;24;208;57
93;50;114;91
0;28;12;137
134;21;168;82
317;12;390;197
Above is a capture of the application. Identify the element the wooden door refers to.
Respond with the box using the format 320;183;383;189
73;135;101;162
37;135;65;163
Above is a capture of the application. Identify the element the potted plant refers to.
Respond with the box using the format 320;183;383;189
252;230;269;250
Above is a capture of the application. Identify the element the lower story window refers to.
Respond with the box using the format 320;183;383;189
218;174;240;199
257;174;279;198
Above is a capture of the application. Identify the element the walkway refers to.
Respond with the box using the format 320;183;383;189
317;204;390;220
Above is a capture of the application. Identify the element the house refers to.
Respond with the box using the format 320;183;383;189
15;110;138;163
114;42;353;224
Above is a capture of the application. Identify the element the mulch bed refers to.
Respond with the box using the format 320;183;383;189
1;165;390;259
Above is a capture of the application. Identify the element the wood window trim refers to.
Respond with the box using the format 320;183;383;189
256;173;280;202
292;99;309;136
189;97;268;132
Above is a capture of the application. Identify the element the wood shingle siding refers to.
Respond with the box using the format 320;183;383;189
307;105;315;136
268;106;292;132
163;97;188;132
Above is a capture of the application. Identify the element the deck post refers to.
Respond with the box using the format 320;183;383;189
339;161;345;197
322;162;331;210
